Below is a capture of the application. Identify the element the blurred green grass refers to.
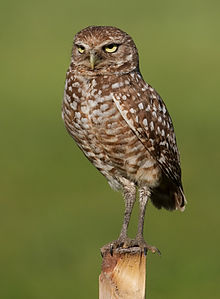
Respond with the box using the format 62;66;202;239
0;0;219;298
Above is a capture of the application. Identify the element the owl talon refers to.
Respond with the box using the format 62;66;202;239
110;244;114;256
130;237;161;255
101;236;160;256
101;236;132;255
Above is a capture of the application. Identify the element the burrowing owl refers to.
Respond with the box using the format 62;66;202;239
62;26;186;254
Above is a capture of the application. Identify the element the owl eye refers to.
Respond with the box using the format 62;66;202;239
77;45;85;54
103;44;118;53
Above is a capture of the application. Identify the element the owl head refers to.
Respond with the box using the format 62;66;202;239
71;26;139;76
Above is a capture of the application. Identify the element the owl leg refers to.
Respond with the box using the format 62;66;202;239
132;186;161;255
117;181;136;243
101;179;136;255
136;186;150;239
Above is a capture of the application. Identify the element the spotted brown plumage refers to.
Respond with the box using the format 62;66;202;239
62;26;186;253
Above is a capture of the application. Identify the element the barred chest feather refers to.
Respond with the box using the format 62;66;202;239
62;69;161;189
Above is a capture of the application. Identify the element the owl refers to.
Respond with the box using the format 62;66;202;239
62;26;186;254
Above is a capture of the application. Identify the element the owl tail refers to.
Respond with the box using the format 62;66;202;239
150;183;186;212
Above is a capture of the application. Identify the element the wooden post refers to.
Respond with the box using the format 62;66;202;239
99;248;147;299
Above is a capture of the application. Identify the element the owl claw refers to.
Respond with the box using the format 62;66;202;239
101;236;161;256
101;236;132;256
130;236;161;256
110;244;114;256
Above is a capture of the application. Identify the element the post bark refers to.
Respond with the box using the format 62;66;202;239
99;248;147;299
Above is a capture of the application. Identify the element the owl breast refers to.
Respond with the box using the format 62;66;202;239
62;69;161;190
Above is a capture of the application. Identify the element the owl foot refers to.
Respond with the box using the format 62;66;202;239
101;236;161;256
130;236;161;256
101;236;133;256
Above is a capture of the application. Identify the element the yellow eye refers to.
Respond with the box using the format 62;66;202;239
104;44;118;53
77;45;85;54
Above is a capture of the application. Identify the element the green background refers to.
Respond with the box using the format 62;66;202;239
1;0;219;298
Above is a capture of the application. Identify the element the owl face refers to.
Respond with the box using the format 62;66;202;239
71;26;139;76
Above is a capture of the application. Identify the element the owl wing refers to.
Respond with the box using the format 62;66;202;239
111;74;182;188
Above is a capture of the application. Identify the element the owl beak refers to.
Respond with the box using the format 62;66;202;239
90;53;98;70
